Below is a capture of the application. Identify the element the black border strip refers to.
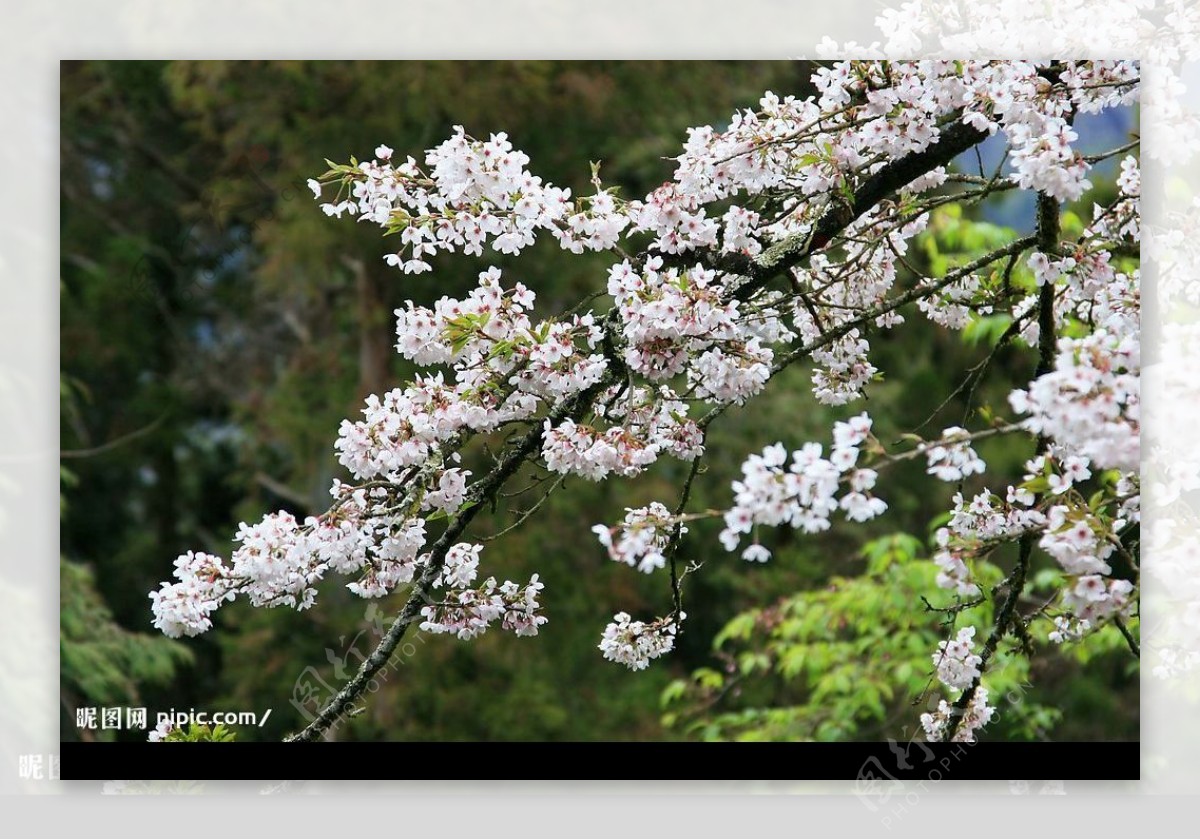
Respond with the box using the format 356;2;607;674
61;741;1138;781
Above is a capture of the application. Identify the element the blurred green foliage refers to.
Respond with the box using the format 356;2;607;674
60;379;193;740
59;61;1137;743
60;557;193;718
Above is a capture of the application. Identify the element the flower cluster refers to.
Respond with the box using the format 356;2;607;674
931;486;1046;597
598;612;682;671
149;551;235;639
665;61;1133;255
1010;227;1140;475
949;488;1044;543
1048;615;1092;644
789;212;928;406
916;269;986;331
920;688;996;743
1061;576;1135;624
312;128;627;272
1010;328;1140;474
388;266;607;420
964;63;1098;201
147;719;176;743
932;626;983;690
541;385;702;481
932;542;978;597
921;427;987;482
719;414;887;562
591;502;681;574
419;543;548;639
1096;155;1141;244
1004;190;1141;642
150;487;440;637
607;258;789;405
1038;505;1117;577
924;615;993;744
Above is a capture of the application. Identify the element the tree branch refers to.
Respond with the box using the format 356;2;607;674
705;116;987;297
60;414;166;459
667;451;705;625
946;192;1060;741
285;369;618;742
1114;616;1140;658
253;472;314;514
287;187;1035;744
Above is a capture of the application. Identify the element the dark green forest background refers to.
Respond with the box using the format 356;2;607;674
60;61;1138;743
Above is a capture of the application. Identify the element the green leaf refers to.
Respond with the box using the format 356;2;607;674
660;679;688;707
714;611;758;649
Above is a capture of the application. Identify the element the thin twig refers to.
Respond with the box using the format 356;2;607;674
1114;616;1140;658
666;451;705;625
60;415;166;459
480;474;567;542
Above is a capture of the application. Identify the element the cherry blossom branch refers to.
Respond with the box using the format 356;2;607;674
286;368;618;742
943;537;1032;740
945;191;1061;741
1083;138;1140;164
877;423;1023;464
653;112;985;282
144;62;1139;744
